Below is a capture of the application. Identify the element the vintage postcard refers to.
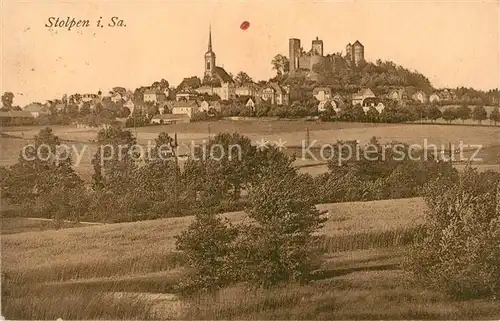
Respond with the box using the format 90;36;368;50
1;0;499;319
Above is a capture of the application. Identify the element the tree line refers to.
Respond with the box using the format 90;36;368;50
2;127;459;223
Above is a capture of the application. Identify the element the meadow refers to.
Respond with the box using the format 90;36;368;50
1;120;499;182
3;197;500;319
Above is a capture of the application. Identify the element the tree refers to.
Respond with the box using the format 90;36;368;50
366;106;379;123
185;133;258;203
132;132;182;217
177;76;202;90
2;128;86;221
175;210;241;293
118;106;131;118
147;105;159;117
456;104;471;124
425;105;442;122
489;106;500;126
442;107;457;124
352;104;366;122
405;168;500;299
79;102;91;116
1;92;14;110
243;165;327;288
91;126;138;192
472;105;487;124
234;71;253;85
271;54;290;77
320;101;337;121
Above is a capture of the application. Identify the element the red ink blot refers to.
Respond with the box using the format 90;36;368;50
240;21;250;30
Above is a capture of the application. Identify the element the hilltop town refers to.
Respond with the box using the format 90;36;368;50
1;28;499;127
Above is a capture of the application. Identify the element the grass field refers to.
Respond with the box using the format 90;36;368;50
0;217;86;235
2;121;499;183
2;196;500;319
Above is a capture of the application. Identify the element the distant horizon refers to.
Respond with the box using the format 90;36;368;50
2;1;498;106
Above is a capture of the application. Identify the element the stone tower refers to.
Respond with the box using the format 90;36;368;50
289;38;301;72
311;37;323;56
346;43;353;62
353;40;364;66
204;25;216;78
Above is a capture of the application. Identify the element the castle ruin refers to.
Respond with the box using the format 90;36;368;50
289;37;365;80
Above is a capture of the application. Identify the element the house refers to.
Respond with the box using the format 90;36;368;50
375;102;385;113
387;88;417;102
438;89;457;101
82;93;100;103
388;88;408;101
362;97;380;107
171;100;200;118
351;88;375;106
412;91;428;103
144;88;167;103
332;94;346;109
235;83;261;98
313;87;332;101
429;93;440;103
150;114;190;125
213;82;236;101
54;103;66;112
199;100;222;113
260;83;290;106
196;83;236;101
0;111;34;125
176;90;199;101
111;92;124;103
23;103;50;118
246;98;255;111
123;99;135;114
318;99;337;112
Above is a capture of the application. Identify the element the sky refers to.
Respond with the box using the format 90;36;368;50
1;0;499;107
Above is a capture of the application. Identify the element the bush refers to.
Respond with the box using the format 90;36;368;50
242;168;327;288
175;151;327;293
175;211;241;294
405;168;500;299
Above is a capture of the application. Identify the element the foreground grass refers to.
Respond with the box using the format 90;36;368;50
2;197;499;319
2;286;158;320
1;198;426;274
180;248;500;319
182;269;500;320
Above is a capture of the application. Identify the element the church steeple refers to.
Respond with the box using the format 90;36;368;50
208;25;212;52
204;25;216;78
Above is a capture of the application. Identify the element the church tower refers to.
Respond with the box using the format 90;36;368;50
204;26;216;78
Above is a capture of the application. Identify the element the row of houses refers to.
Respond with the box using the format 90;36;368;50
150;100;223;124
139;82;290;108
313;87;386;114
314;86;471;107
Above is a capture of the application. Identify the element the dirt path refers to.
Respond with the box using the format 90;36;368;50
105;291;183;319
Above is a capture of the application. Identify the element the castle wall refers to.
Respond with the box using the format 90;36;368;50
309;55;323;70
299;56;311;70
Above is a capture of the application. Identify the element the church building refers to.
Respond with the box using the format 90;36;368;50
196;26;236;100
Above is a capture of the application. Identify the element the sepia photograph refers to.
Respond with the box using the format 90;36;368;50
1;0;499;319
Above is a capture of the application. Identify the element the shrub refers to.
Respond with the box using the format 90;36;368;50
242;167;328;288
405;168;500;299
175;211;241;294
